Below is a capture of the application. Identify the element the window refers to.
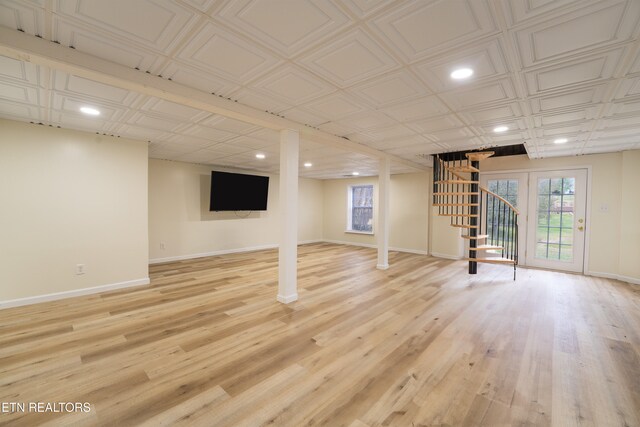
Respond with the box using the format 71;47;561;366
347;185;373;233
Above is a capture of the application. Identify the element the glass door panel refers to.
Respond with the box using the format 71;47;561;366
486;179;519;255
535;177;575;262
480;173;528;263
526;170;587;272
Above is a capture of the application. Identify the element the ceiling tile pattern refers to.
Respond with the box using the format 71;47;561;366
56;0;196;50
216;0;351;57
513;1;640;68
0;0;43;37
413;39;510;93
369;0;497;63
175;21;283;84
298;28;399;87
1;0;640;179
251;64;336;106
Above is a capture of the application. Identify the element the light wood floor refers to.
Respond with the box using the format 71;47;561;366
1;243;639;426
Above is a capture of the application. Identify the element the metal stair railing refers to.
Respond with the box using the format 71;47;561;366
433;154;519;280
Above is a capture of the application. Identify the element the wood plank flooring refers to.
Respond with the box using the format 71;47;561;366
1;243;639;426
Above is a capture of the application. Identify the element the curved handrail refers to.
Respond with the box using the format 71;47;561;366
439;158;519;215
434;154;519;277
479;187;520;215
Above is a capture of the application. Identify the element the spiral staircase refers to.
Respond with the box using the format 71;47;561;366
433;151;519;279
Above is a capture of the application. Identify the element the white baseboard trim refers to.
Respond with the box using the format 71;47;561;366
150;244;278;264
587;271;618;280
277;293;298;304
149;240;324;265
322;239;377;249
321;239;428;255
389;246;429;255
618;274;640;285
587;271;640;285
298;240;323;245
430;252;464;260
154;239;429;262
0;277;150;310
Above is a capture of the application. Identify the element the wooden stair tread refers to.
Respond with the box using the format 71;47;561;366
435;180;479;184
436;213;478;217
448;165;480;173
469;245;503;251
451;224;478;229
466;257;515;265
465;151;495;161
461;234;488;240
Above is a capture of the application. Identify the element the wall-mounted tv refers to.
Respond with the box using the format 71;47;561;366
209;171;269;211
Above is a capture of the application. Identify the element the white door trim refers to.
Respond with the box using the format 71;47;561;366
482;166;592;274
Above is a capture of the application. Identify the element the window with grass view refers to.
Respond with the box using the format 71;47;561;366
348;185;373;232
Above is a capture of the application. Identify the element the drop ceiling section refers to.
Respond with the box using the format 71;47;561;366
0;0;639;178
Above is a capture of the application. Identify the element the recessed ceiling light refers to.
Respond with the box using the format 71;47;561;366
80;106;100;116
255;153;266;159
450;68;474;80
493;126;508;133
304;162;312;167
554;138;568;144
352;172;360;176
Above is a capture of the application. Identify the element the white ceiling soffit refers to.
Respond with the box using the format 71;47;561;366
0;0;639;177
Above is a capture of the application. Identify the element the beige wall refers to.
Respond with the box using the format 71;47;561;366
430;213;465;259
389;173;430;252
430;151;640;282
322;172;429;253
299;176;324;243
619;150;640;281
148;159;323;262
0;119;149;303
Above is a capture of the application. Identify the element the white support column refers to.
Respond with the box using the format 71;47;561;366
377;156;391;270
277;129;299;303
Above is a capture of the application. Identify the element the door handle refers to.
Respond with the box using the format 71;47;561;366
578;226;584;231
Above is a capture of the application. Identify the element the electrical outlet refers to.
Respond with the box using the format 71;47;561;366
600;203;609;213
160;242;166;250
76;264;85;275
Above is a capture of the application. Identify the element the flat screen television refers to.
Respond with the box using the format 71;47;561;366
209;171;269;211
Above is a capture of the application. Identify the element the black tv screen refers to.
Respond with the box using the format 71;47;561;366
209;171;269;211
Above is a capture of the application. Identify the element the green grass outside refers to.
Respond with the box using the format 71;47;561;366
486;212;574;261
536;212;574;261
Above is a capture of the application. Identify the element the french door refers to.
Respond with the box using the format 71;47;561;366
480;169;588;273
526;170;587;272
